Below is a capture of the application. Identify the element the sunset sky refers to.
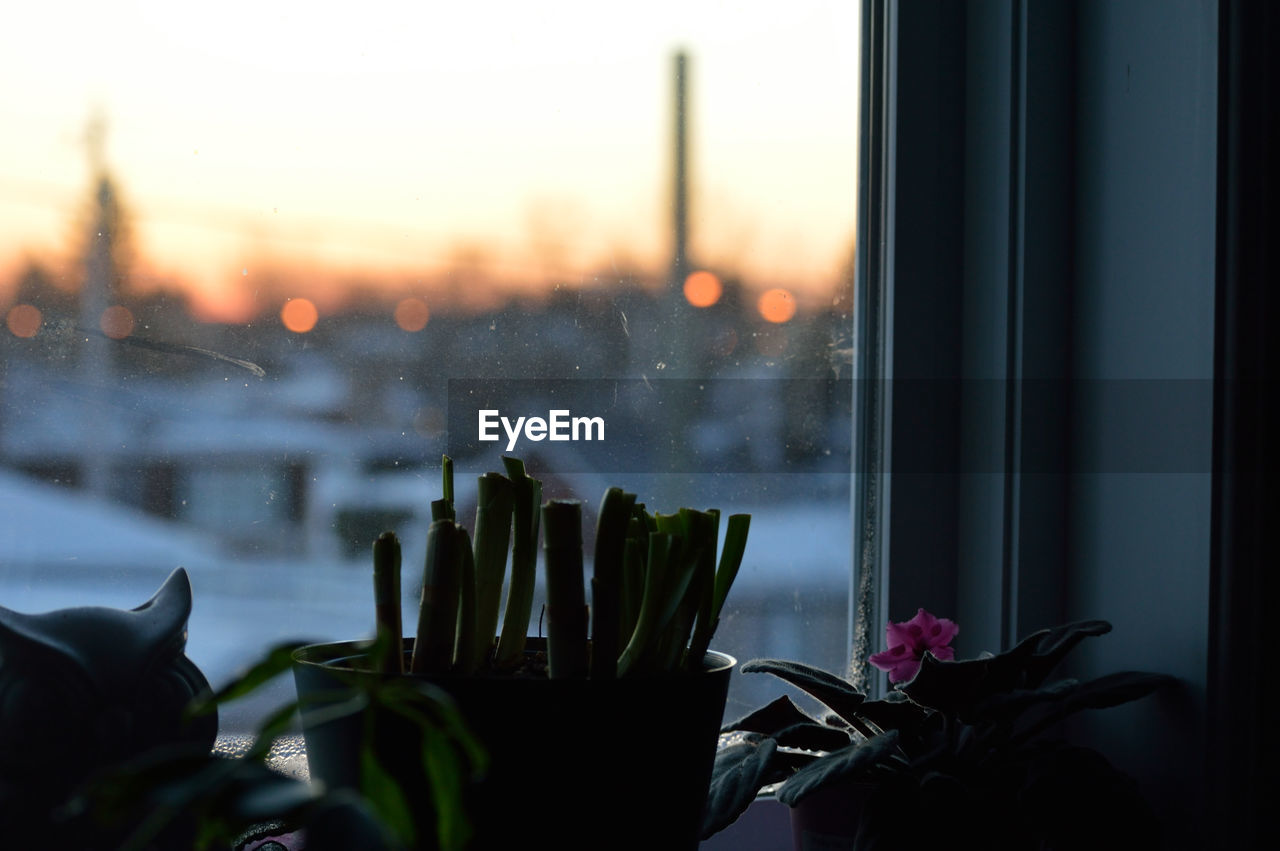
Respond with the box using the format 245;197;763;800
0;1;859;321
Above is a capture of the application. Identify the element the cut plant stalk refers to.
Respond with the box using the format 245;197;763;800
372;531;403;674
470;471;514;670
656;508;718;671
431;455;456;522
618;533;645;654
616;531;688;677
686;513;750;670
411;519;464;674
542;499;588;679
452;528;478;675
590;487;636;680
494;456;542;668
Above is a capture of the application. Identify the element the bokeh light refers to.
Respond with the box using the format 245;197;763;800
394;297;430;332
281;297;319;333
6;304;42;338
683;270;723;308
100;305;135;339
758;288;797;324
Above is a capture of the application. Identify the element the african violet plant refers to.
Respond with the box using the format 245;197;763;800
703;610;1176;849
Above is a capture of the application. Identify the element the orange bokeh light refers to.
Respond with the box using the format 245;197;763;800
6;304;42;338
683;270;723;308
394;297;430;332
281;297;319;333
100;305;135;339
758;288;797;324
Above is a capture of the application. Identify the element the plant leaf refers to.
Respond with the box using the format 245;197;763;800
775;730;900;807
1065;670;1177;710
722;695;820;735
1012;671;1178;745
187;641;306;718
773;722;855;753
898;651;1001;719
741;659;868;727
854;695;932;733
701;735;782;839
968;678;1081;724
360;745;418;848
1021;620;1112;687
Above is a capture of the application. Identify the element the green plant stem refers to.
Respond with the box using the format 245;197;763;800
452;528;478;675
618;533;645;653
687;513;750;668
616;531;681;677
661;508;717;670
471;471;514;670
542;499;588;679
431;455;456;522
494;456;542;668
372;531;403;674
411;519;463;674
590;487;635;680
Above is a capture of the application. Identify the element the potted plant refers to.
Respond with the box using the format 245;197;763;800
702;609;1176;850
293;456;750;850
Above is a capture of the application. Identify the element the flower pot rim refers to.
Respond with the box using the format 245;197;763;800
291;636;737;677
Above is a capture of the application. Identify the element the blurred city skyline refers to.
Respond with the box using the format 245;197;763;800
1;1;859;324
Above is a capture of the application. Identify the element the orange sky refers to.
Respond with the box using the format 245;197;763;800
0;1;859;322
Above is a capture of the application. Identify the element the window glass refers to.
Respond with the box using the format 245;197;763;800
0;1;859;728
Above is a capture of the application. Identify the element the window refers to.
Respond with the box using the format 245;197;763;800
0;2;861;729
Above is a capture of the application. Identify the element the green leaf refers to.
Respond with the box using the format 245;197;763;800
385;693;485;851
712;514;750;620
1065;670;1177;710
590;487;635;679
187;641;305;718
1021;620;1113;686
1011;671;1178;746
897;651;1001;719
741;659;868;729
854;695;933;736
775;730;900;807
701;735;782;839
772;722;856;753
360;745;418;847
968;678;1081;724
723;695;820;736
495;456;541;666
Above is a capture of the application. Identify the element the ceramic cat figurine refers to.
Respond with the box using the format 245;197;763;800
0;567;217;832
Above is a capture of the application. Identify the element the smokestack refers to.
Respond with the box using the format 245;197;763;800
670;51;690;291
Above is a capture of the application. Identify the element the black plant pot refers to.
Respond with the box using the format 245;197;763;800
293;638;735;850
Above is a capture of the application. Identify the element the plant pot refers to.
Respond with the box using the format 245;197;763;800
788;780;875;851
292;638;734;850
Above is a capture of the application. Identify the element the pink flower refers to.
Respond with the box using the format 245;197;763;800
868;608;959;683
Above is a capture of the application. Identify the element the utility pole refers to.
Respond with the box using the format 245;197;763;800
663;51;700;379
78;112;115;498
660;51;700;485
669;51;691;295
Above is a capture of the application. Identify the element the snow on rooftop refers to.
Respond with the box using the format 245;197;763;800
0;469;219;574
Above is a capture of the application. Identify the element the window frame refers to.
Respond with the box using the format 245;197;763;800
857;1;1274;846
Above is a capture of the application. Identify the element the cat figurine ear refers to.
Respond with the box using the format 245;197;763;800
0;567;217;821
